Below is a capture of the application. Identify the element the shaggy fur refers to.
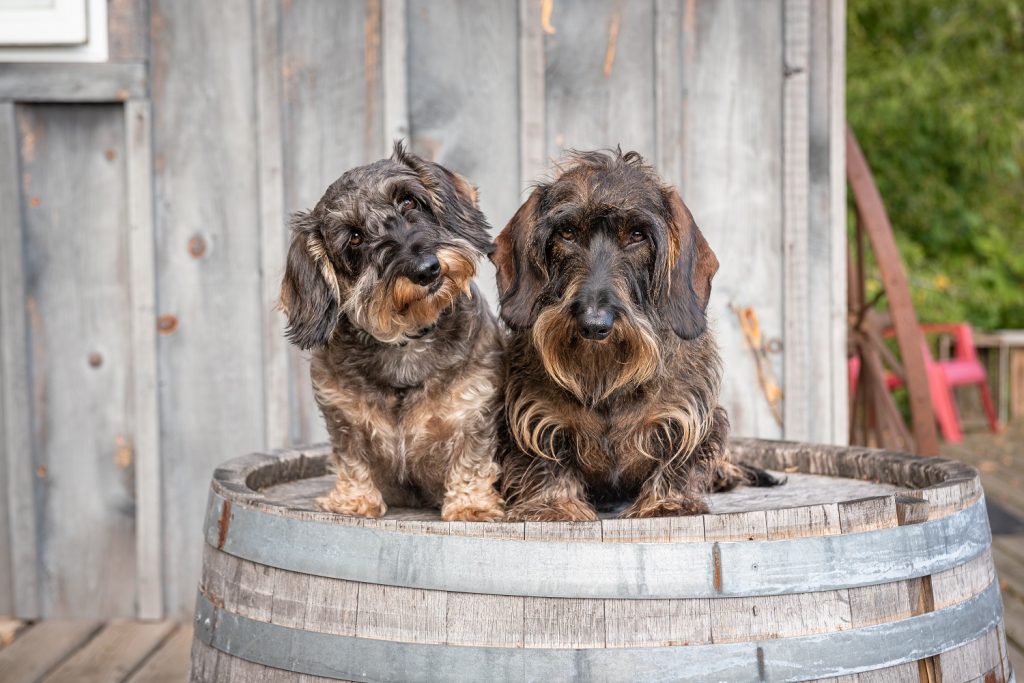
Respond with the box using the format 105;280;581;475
281;143;504;521
493;149;773;521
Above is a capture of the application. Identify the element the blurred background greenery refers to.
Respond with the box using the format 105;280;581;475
847;0;1024;330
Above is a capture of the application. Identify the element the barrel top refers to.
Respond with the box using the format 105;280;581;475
208;438;981;540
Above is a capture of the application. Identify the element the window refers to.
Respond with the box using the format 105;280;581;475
0;0;107;62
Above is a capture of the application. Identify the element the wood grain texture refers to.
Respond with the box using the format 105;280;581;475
150;0;266;617
0;101;32;617
523;519;605;648
544;0;656;161
0;620;101;683
280;0;383;445
827;0;849;445
653;0;683;185
125;99;162;620
938;627;1005;683
679;0;786;438
107;0;149;63
782;0;812;441
444;519;525;647
382;0;409;146
518;0;546;189
39;621;175;683
710;589;852;643
407;0;520;307
0;65;146;103
126;625;193;683
253;0;290;451
18;104;138;617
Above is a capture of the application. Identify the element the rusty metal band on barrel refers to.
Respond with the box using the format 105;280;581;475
193;580;1003;683
203;491;990;599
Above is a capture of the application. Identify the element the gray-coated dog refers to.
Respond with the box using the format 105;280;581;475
280;143;505;521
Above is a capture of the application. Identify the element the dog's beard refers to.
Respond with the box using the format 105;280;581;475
532;298;661;406
344;244;478;344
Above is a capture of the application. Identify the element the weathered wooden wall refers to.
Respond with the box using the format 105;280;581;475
0;0;846;619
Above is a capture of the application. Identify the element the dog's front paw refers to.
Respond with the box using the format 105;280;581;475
442;501;506;522
316;490;387;518
621;496;708;519
505;498;599;522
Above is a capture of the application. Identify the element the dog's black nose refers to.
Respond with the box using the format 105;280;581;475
409;254;441;286
577;307;615;341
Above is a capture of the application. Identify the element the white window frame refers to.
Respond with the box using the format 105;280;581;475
0;0;107;62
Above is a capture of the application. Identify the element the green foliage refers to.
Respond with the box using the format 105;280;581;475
848;0;1024;330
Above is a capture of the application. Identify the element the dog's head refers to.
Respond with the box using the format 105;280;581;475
280;142;493;348
492;150;718;403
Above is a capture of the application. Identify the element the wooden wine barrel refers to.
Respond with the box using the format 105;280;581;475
189;439;1010;683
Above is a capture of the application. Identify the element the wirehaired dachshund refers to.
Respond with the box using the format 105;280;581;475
492;149;778;521
280;143;504;521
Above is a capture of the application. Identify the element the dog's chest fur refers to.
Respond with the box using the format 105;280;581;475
505;332;720;497
311;296;502;505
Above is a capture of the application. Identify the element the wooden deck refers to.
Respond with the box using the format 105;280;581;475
0;424;1021;682
0;620;190;683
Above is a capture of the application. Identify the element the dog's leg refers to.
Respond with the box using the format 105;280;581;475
621;405;727;518
620;464;711;518
441;433;505;522
316;448;388;517
503;457;598;522
438;414;505;521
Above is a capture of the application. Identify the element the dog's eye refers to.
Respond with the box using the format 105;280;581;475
398;195;418;212
349;231;364;247
627;229;646;245
558;228;576;242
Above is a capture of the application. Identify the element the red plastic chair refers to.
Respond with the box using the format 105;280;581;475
848;323;999;442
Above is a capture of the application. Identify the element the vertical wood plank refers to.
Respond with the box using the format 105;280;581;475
407;0;520;308
807;0;843;445
679;0;785;438
0;101;33;617
253;0;290;450
107;0;150;63
519;0;546;189
653;0;682;185
150;0;265;617
125;99;163;619
782;0;811;441
381;0;409;146
828;0;848;445
543;0;657;160
280;0;383;444
18;104;137;617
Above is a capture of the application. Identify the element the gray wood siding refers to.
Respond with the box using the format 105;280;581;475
0;0;845;618
17;104;137;617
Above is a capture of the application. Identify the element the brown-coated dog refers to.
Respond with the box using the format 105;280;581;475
493;150;770;521
280;143;504;521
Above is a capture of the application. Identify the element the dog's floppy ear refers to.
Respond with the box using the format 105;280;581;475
663;188;719;340
279;210;342;350
392;141;494;255
491;187;547;329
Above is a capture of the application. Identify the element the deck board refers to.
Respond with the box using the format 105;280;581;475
125;625;192;683
0;620;102;683
38;621;175;683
